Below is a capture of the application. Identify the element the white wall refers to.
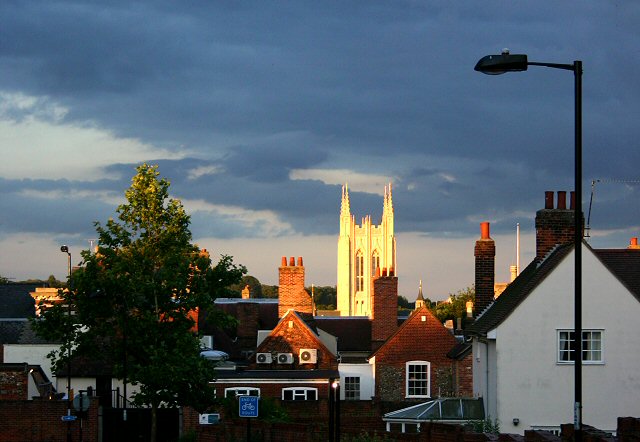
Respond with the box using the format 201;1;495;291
339;363;374;401
494;245;640;434
4;344;58;381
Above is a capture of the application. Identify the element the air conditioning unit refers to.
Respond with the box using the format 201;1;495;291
256;352;272;364
299;348;317;364
199;413;220;425
277;352;294;364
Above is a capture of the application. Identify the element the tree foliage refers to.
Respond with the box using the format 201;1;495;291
33;164;245;442
433;286;475;325
310;285;336;310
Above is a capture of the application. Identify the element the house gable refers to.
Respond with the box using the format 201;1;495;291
370;306;463;401
253;310;337;370
483;242;640;434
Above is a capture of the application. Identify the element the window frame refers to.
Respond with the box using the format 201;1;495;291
281;387;318;401
405;360;431;399
557;329;604;365
344;376;361;401
224;387;260;398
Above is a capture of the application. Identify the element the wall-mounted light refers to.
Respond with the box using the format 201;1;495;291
513;418;520;426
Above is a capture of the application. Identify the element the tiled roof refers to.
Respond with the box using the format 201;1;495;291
466;243;573;337
0;283;39;318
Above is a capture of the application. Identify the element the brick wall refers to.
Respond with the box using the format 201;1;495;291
373;307;460;401
0;364;29;400
371;275;398;346
278;257;313;318
236;301;259;350
253;310;338;370
0;398;98;442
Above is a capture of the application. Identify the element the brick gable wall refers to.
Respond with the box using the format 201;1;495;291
373;307;460;401
253;311;337;371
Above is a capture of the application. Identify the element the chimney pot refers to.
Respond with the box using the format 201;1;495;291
281;256;287;267
570;191;576;210
545;191;554;209
480;222;491;239
297;256;303;266
557;191;567;209
289;256;295;266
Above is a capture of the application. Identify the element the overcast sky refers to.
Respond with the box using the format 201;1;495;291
1;2;638;300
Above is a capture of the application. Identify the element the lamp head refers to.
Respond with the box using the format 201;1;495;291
475;50;528;75
60;245;69;253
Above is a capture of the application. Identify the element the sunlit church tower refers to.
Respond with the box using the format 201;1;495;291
336;184;396;316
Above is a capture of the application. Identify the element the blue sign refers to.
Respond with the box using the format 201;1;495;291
238;395;259;418
61;415;77;422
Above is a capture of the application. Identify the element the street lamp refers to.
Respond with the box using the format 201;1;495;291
475;50;583;440
60;245;73;442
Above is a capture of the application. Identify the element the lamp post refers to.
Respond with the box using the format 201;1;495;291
475;50;583;440
60;245;73;442
333;380;341;442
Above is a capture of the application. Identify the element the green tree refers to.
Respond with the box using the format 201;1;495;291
33;164;245;442
46;274;65;288
310;285;336;310
261;284;279;298
0;275;9;284
229;275;263;298
433;286;475;326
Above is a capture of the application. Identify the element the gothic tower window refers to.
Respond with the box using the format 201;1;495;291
356;250;364;292
372;250;380;276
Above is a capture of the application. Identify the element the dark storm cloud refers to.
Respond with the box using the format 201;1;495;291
1;1;639;246
0;178;119;237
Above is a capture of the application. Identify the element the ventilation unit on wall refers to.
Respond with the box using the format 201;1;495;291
299;348;317;364
277;353;294;364
256;352;272;364
199;413;220;425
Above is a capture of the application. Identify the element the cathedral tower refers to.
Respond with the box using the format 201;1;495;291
336;184;396;316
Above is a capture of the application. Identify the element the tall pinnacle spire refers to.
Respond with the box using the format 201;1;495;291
341;183;351;216
383;182;394;216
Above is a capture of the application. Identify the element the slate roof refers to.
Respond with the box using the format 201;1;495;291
314;317;372;352
0;319;57;345
0;283;40;318
466;243;573;337
593;249;640;300
467;242;640;337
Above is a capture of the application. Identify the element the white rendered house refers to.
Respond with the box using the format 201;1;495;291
468;240;640;435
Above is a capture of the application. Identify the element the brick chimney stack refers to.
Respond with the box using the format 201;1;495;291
371;274;398;350
278;256;313;318
628;237;640;250
535;191;579;261
474;222;495;316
